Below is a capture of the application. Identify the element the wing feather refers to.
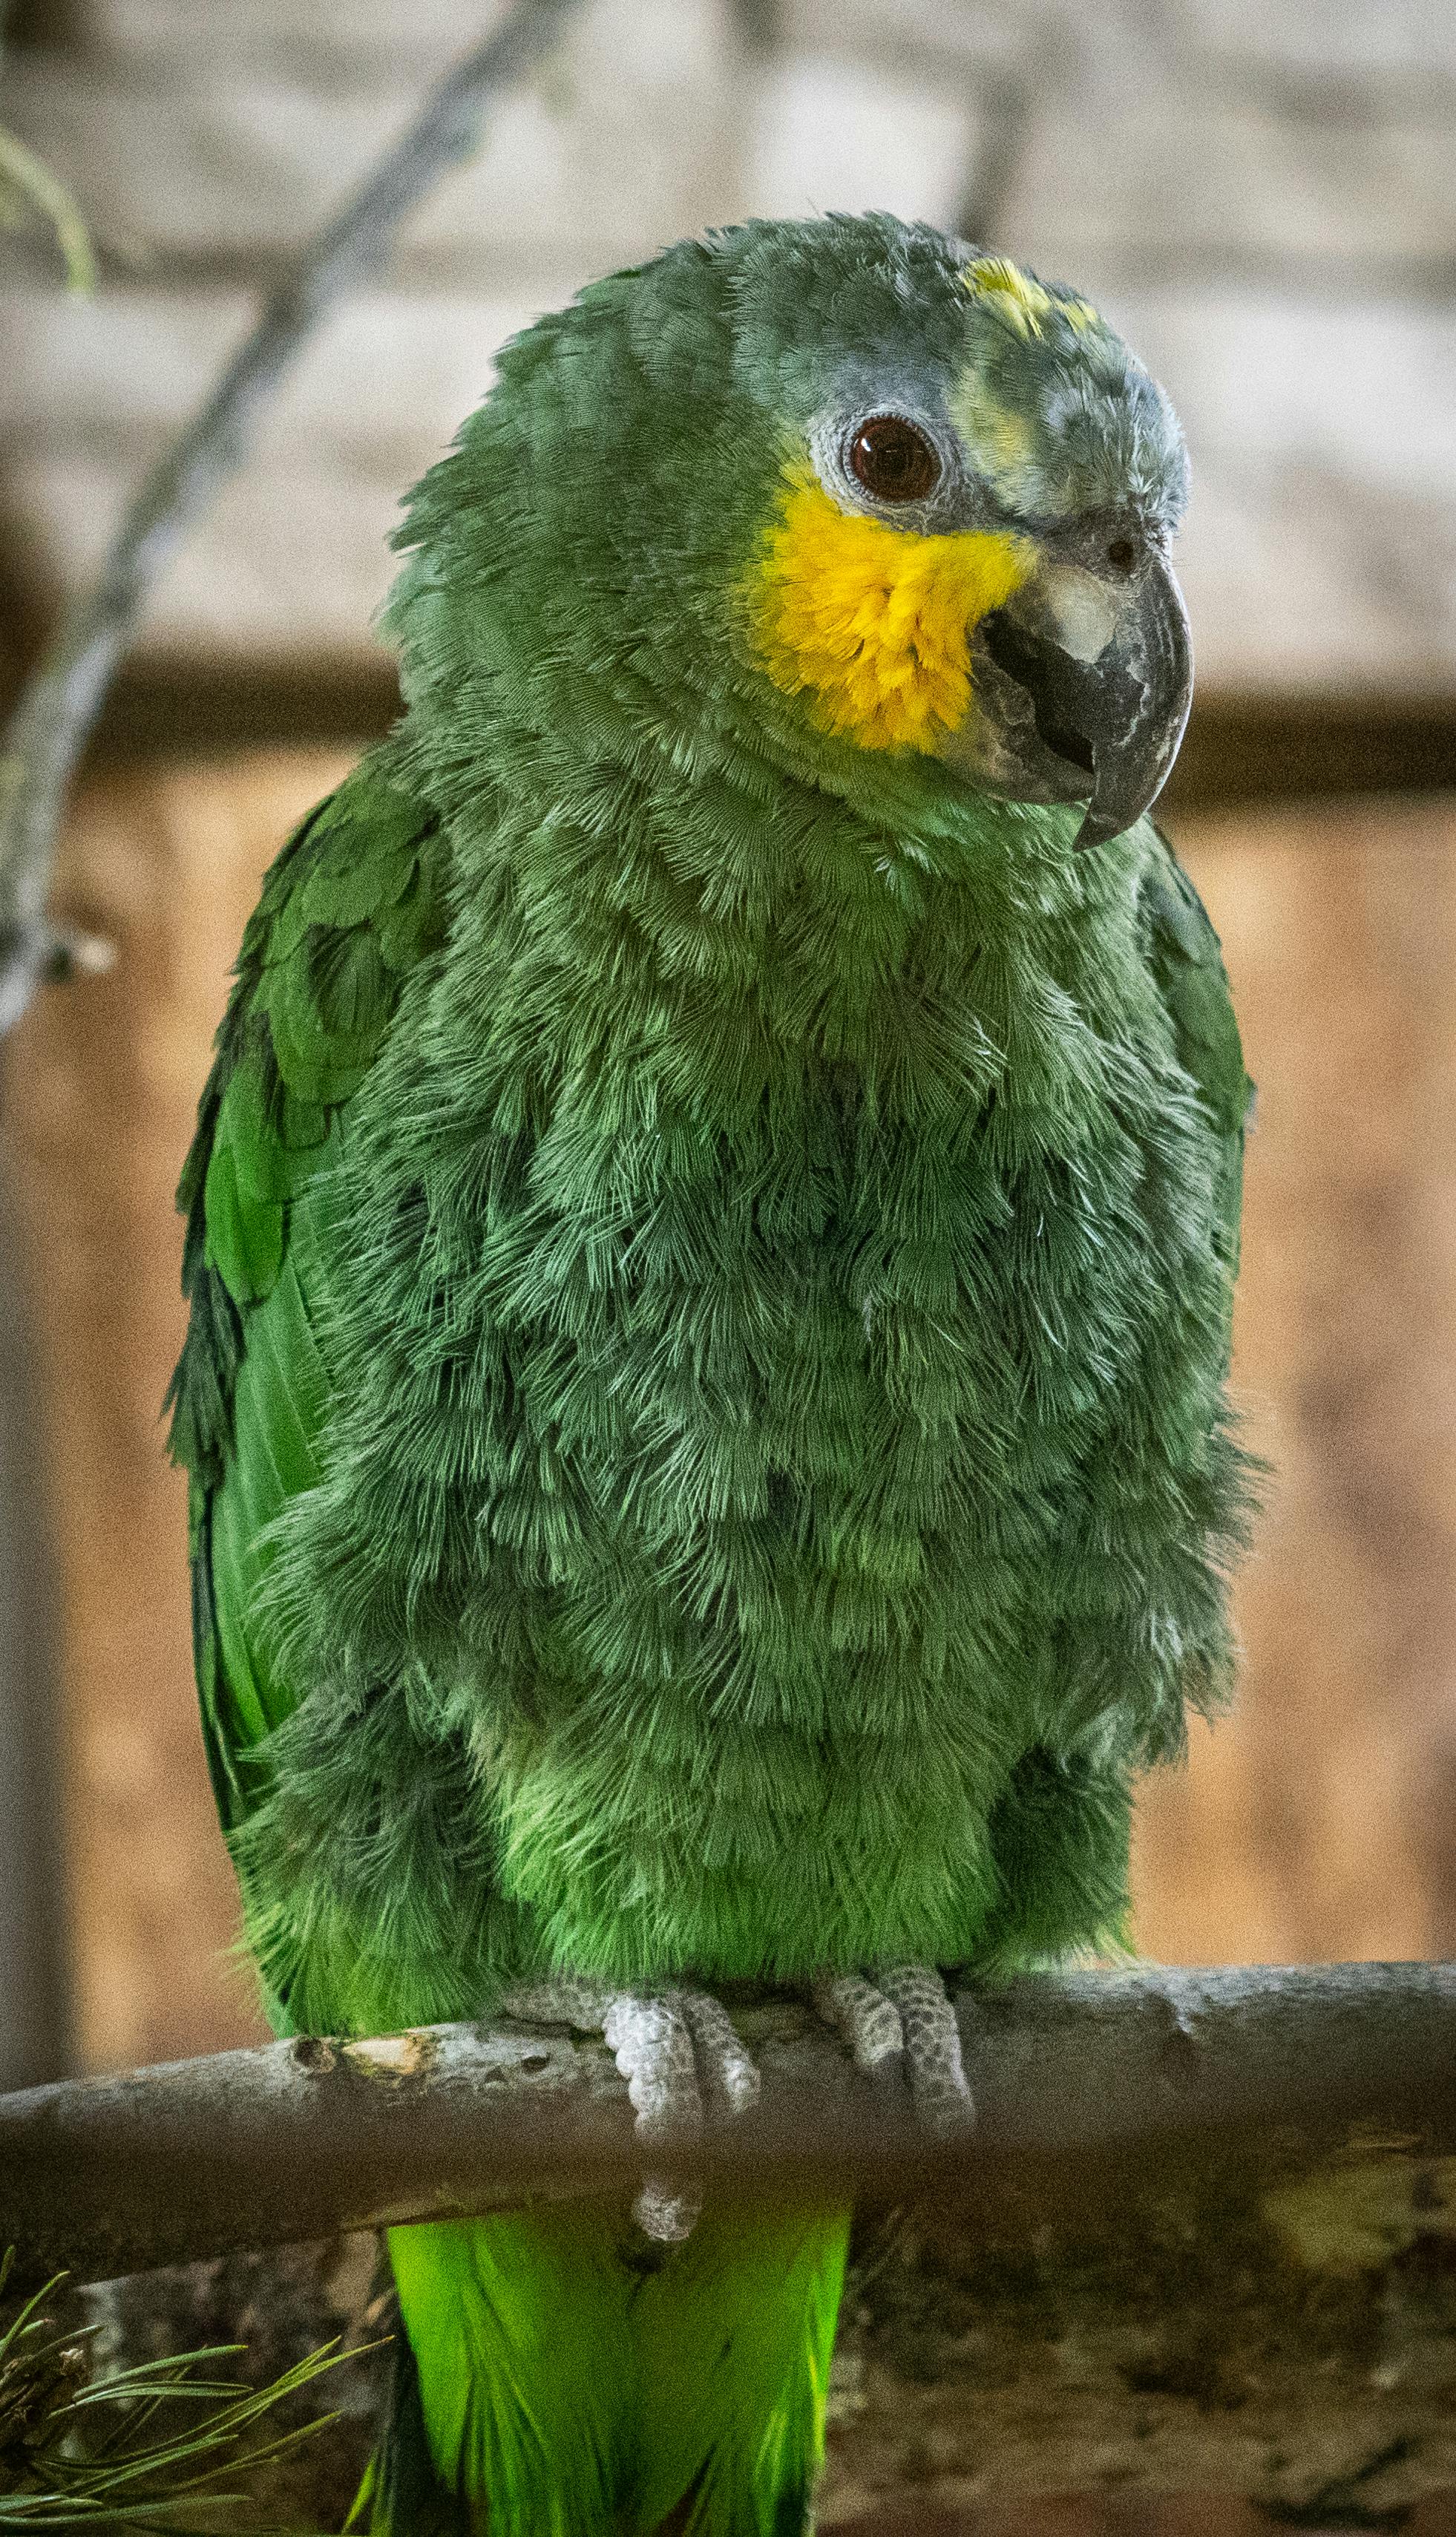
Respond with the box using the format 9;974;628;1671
168;749;447;1836
1142;823;1252;1284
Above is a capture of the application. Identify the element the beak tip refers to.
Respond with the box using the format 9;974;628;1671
1071;803;1124;853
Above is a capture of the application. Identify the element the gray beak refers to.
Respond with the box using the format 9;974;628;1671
979;550;1194;850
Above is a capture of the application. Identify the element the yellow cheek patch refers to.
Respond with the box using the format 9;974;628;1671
750;471;1033;753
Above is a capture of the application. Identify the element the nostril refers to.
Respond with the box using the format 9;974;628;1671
1106;537;1137;575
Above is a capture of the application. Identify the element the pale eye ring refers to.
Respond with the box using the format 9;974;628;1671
847;413;942;504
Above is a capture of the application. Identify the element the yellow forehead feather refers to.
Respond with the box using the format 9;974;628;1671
963;255;1100;339
749;469;1033;753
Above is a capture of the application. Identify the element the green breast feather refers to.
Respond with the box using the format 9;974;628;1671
171;770;1250;2020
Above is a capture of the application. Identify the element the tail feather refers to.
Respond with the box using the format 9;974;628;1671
374;2200;850;2536
632;2200;848;2536
387;2207;635;2536
365;2329;473;2537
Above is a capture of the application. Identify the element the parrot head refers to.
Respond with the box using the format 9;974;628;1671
390;213;1192;851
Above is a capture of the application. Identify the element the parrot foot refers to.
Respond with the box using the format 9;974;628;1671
810;1963;975;2139
499;1978;760;2243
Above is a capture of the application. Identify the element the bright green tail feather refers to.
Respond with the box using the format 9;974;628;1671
376;2202;850;2536
630;2198;848;2537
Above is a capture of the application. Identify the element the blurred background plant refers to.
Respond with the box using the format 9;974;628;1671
0;123;91;295
0;2250;352;2530
0;15;91;300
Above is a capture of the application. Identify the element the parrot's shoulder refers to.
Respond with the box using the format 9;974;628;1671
1140;821;1252;1143
167;745;448;1493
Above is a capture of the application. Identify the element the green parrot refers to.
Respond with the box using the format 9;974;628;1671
170;214;1253;2535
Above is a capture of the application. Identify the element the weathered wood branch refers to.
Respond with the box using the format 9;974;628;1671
21;1966;1453;2522
5;1965;1453;2282
0;0;586;1034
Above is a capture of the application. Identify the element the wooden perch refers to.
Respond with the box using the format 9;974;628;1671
5;1965;1456;2518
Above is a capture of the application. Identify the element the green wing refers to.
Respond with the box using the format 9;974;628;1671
1142;823;1252;1283
168;749;447;1842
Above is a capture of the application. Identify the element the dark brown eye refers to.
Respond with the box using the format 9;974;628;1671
848;413;941;504
1105;536;1138;575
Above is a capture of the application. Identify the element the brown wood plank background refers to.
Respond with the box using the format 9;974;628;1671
4;756;1455;2075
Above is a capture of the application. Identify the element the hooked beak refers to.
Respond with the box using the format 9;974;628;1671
957;547;1193;850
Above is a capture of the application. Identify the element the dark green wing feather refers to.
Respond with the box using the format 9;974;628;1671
1142;822;1252;1283
168;749;447;1837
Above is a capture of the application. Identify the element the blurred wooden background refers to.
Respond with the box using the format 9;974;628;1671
4;758;1455;2074
3;4;1455;2529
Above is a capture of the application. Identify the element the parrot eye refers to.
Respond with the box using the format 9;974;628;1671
848;414;941;504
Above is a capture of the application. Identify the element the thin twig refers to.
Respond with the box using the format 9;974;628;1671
0;0;587;1035
0;130;95;295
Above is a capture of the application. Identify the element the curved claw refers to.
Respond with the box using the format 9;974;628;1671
499;1977;761;2242
811;1972;905;2086
877;1964;975;2138
603;1994;702;2144
812;1962;975;2139
679;1988;761;2119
